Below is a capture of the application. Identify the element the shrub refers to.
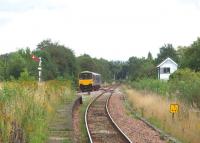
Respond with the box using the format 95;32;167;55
130;69;200;108
169;68;200;81
18;69;35;81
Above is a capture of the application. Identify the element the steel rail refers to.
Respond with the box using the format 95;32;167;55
85;91;106;143
85;87;132;143
106;92;132;143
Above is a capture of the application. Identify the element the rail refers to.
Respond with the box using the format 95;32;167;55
85;86;132;143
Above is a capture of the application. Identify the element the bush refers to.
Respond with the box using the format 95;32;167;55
169;68;200;81
18;69;35;81
130;69;200;108
169;69;200;107
131;79;169;96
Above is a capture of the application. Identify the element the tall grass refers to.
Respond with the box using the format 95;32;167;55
0;80;75;143
130;77;200;108
79;97;90;143
124;86;200;143
130;79;170;96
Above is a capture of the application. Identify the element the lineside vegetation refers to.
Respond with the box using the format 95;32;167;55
129;68;200;108
125;69;200;143
0;80;75;143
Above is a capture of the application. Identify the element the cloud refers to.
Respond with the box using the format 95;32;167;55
0;0;65;12
0;0;200;60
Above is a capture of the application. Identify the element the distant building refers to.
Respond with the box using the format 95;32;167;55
157;57;178;80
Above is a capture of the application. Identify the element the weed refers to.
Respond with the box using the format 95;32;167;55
124;87;200;143
0;80;74;143
79;95;90;143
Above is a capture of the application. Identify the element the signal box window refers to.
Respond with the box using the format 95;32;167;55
163;67;170;74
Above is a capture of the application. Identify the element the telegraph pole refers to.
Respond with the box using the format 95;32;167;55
38;57;42;82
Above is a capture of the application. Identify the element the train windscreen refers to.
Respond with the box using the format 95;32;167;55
79;73;92;79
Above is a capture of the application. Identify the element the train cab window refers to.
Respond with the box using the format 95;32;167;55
79;73;92;79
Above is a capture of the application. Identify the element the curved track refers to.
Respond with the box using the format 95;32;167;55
85;87;132;143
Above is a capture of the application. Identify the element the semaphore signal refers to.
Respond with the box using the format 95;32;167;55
32;54;42;82
32;55;40;62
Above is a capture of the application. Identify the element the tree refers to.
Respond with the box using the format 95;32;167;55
0;60;4;80
156;44;178;64
93;58;112;82
128;56;144;80
109;61;124;80
128;56;156;80
181;38;200;71
117;63;129;80
35;39;78;80
147;51;153;61
177;46;188;68
77;54;96;72
0;54;9;80
18;68;35;81
7;52;26;79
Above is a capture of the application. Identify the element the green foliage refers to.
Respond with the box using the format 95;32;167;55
0;54;9;80
131;69;200;108
147;51;153;61
1;36;200;85
128;56;156;80
0;60;5;80
130;79;169;96
7;52;26;79
77;54;96;72
0;40;78;83
79;97;89;142
36;40;78;81
0;81;74;143
169;69;200;107
109;61;128;80
19;69;35;81
93;58;112;82
169;68;200;81
179;38;200;71
0;48;38;81
156;44;179;64
77;55;124;82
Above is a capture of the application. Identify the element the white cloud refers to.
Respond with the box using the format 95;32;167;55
0;0;200;60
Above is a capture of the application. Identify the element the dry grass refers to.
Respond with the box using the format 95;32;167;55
124;86;200;143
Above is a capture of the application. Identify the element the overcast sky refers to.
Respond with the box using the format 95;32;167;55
0;0;200;61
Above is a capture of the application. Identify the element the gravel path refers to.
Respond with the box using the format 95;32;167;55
109;89;166;143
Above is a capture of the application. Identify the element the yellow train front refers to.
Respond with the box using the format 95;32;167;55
79;71;101;92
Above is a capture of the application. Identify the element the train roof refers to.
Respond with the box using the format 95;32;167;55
80;71;101;75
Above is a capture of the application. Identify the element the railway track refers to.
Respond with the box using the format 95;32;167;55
85;86;132;143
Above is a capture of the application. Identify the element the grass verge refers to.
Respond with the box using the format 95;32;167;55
79;95;91;143
123;85;200;143
0;80;75;143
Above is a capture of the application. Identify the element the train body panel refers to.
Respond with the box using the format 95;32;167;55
79;79;93;86
79;71;101;92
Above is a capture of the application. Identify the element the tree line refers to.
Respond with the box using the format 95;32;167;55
0;38;200;84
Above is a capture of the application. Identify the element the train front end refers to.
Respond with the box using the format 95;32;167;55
79;71;93;92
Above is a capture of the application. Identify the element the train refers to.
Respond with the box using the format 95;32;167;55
78;71;101;92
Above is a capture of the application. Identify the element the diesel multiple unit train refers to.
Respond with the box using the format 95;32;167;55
78;71;101;92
